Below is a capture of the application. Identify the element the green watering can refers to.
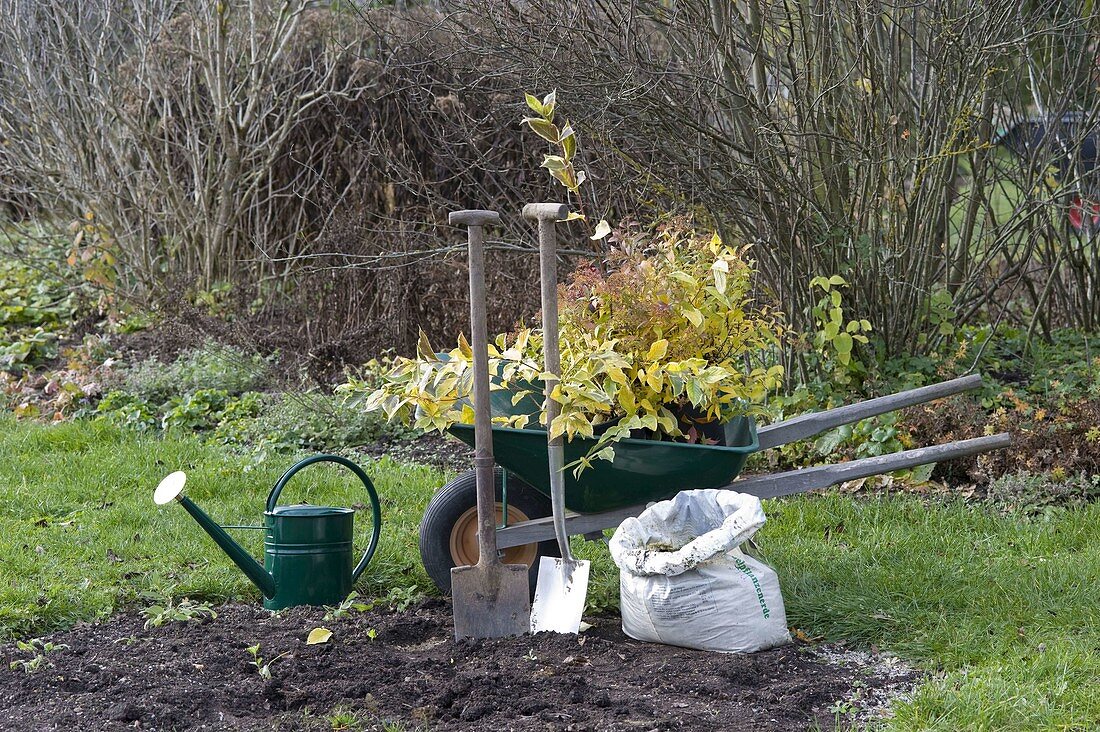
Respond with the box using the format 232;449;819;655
154;454;382;610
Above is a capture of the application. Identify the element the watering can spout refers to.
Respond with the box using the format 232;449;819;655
154;472;278;599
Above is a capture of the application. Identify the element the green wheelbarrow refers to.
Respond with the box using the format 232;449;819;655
418;374;1011;595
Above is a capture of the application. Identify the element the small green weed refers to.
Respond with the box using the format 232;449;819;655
381;585;421;612
217;391;406;457
140;598;218;629
828;698;857;717
8;656;47;674
323;586;422;621
90;386;402;458
8;638;69;673
323;591;371;621
807;275;872;385
379;721;413;732
189;282;234;318
161;388;232;431
326;706;369;731
246;643;286;680
814;411;905;459
91;391;159;431
0;327;58;373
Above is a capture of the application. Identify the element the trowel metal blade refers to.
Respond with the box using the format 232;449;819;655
530;557;590;634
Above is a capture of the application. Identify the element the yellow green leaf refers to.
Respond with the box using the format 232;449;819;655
646;369;663;392
646;339;668;361
617;388;636;413
524;118;560;143
416;330;436;360
591;220;612;240
549;419;568;440
712;268;727;294
524;92;545;115
670;271;698;287
307;627;333;645
541;155;568;172
562;128;577;159
457;333;473;359
834;332;853;354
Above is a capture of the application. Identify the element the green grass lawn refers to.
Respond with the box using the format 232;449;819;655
761;497;1100;730
2;418;1098;730
0;417;447;637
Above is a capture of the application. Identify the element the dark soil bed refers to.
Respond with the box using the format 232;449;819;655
0;601;917;732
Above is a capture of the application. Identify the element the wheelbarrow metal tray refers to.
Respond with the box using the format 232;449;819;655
447;417;759;514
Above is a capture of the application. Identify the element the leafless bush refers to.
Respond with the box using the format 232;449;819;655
0;2;603;358
418;0;1100;362
0;0;385;291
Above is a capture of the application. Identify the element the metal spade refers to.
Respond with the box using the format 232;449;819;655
448;209;532;640
524;202;591;634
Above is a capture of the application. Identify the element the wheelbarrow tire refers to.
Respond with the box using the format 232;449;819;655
419;468;560;597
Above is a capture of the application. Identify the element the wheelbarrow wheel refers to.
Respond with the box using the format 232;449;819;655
419;468;560;597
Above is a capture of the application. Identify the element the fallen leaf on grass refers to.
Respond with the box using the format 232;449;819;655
790;627;824;643
840;478;867;493
306;627;333;645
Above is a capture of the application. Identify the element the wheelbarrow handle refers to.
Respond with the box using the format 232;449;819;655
756;374;984;450
732;432;1012;499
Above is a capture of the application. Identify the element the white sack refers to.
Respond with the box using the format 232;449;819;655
609;489;791;653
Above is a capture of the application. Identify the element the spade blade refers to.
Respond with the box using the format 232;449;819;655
530;557;591;634
451;562;531;641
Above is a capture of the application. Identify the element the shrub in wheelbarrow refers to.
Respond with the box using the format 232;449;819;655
342;218;785;470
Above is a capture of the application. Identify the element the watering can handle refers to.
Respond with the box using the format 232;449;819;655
267;454;383;584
